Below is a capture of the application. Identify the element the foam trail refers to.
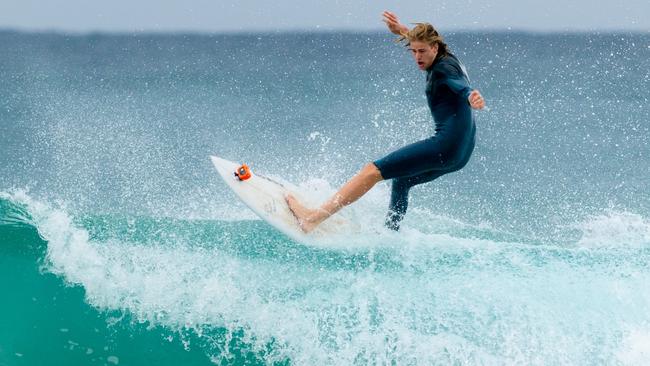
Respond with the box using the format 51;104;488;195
4;190;650;364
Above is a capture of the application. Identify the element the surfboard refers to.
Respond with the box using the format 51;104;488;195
210;156;353;244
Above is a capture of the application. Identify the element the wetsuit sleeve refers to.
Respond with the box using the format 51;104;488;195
434;63;473;102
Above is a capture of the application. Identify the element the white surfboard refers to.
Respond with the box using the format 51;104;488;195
210;156;354;244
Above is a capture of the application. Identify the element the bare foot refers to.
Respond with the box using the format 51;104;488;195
285;194;321;233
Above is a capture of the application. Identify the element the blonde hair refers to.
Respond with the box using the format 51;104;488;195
398;22;449;57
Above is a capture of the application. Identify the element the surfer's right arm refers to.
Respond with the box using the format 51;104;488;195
382;11;409;36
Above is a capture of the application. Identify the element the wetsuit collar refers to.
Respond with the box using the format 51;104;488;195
427;54;447;72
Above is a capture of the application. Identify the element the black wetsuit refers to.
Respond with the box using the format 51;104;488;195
373;53;476;230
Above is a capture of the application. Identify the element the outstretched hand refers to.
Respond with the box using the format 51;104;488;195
382;11;409;36
468;90;486;110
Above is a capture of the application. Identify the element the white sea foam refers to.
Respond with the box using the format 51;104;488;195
617;328;650;365
575;210;650;248
6;190;650;365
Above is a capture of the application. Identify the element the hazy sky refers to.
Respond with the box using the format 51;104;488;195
1;0;649;33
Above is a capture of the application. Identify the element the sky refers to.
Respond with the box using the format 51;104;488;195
1;0;649;33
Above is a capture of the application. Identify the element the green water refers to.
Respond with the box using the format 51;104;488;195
0;210;286;366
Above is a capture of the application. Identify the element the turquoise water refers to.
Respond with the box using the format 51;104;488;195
1;31;650;365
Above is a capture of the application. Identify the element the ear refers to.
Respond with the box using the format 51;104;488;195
431;43;439;52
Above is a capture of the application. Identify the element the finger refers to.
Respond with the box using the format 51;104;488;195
383;12;398;22
383;20;397;27
382;13;396;22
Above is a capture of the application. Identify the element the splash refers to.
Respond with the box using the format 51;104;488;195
575;210;650;248
3;189;650;364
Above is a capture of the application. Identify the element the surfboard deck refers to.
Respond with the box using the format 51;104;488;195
210;156;353;244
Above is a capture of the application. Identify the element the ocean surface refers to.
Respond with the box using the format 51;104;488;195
1;30;649;365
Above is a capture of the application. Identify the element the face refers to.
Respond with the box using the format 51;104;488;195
408;40;438;70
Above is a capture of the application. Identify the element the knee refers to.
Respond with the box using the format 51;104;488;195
392;178;411;192
361;163;384;182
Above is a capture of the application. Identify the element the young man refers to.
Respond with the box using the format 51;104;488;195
286;11;486;232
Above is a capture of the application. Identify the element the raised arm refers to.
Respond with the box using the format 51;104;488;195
382;11;409;36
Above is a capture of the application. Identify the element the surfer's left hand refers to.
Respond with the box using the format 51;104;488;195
468;90;486;110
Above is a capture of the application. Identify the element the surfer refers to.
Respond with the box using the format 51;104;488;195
286;11;486;232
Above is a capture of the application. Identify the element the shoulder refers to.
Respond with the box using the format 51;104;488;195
432;55;462;77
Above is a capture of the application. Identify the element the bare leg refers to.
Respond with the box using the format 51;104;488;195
286;163;384;233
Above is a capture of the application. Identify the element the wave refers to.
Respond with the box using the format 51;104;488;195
2;189;650;365
574;210;650;248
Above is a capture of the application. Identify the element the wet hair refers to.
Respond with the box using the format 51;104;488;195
398;22;449;58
